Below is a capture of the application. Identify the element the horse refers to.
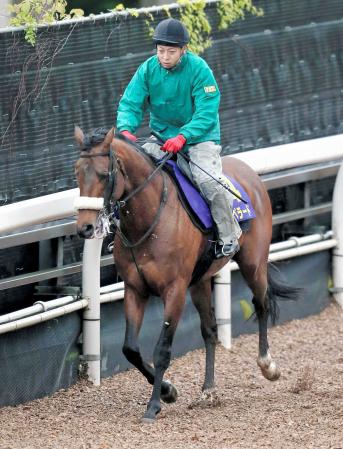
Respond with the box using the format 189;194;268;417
74;126;300;422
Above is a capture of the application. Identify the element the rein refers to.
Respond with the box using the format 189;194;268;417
117;151;173;208
80;140;172;248
115;172;169;248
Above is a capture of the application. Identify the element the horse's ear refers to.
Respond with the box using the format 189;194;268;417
104;127;115;146
74;125;84;147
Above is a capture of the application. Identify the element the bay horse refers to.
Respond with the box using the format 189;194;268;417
74;126;299;422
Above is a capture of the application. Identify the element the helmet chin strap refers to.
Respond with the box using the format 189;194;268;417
175;55;184;67
177;46;187;63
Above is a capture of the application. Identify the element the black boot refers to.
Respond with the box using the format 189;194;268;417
215;240;240;259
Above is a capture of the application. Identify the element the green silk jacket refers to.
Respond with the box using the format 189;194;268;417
116;51;221;146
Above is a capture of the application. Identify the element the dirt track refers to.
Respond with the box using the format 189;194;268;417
0;301;342;449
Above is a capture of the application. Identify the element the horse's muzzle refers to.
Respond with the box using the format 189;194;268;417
78;223;95;239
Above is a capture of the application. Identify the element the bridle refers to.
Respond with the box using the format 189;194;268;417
77;140;172;248
79;146;118;209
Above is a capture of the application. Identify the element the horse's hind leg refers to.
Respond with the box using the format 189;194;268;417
122;286;177;406
190;278;217;391
237;255;280;381
253;290;280;381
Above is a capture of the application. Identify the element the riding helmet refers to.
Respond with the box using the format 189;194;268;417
153;18;190;47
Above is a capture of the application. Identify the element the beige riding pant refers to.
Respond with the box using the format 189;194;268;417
142;139;242;245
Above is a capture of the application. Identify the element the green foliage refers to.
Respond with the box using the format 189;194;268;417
8;0;84;46
176;0;263;53
216;0;263;31
9;0;263;51
112;3;156;37
178;0;212;54
145;0;263;54
67;0;137;16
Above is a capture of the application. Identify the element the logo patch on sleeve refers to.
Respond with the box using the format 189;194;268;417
204;85;217;93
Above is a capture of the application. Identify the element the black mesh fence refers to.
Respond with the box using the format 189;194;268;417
0;0;342;204
0;312;81;406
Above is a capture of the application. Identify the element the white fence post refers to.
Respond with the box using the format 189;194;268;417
332;164;343;308
82;238;103;385
214;263;232;348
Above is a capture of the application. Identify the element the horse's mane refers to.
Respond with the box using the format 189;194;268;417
82;127;141;151
81;127;156;168
82;127;110;151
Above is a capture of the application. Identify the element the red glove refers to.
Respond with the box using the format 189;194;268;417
121;130;137;142
161;134;186;154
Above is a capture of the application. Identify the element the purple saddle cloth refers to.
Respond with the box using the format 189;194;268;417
165;160;256;231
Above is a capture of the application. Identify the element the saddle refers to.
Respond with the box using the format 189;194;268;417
162;160;255;234
161;160;256;285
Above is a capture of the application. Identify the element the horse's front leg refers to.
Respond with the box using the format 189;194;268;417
142;283;187;423
122;286;177;404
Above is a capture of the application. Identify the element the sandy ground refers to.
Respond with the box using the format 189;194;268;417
0;300;342;449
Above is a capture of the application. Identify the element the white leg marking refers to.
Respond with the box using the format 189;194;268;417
257;351;281;381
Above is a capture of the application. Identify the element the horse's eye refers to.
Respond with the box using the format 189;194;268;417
96;171;109;181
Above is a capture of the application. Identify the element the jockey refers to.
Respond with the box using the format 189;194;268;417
116;18;241;259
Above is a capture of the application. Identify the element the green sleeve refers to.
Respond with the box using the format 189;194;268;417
116;63;149;133
180;65;220;143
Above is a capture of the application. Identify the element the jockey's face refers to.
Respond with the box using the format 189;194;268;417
156;45;186;69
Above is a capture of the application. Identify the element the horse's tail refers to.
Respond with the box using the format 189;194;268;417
266;263;303;324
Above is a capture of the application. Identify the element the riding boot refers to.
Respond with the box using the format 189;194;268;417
212;193;242;258
201;180;242;259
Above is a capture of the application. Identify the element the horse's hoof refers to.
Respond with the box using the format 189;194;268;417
141;416;156;424
161;380;178;404
141;409;160;423
200;388;220;404
188;387;221;409
142;400;161;422
202;382;215;392
257;353;281;381
260;363;281;381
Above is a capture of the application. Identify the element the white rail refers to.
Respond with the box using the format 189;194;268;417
0;189;79;235
0;299;88;335
231;134;343;173
332;164;343;307
0;295;77;324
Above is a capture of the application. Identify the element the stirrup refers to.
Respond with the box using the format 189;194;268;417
215;240;240;259
107;242;114;253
